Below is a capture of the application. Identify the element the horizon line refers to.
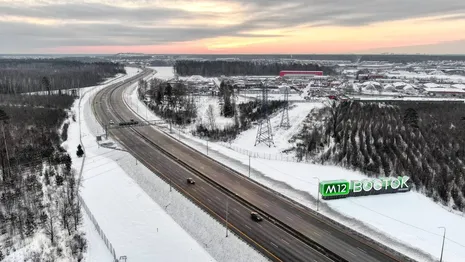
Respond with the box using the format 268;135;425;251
2;53;465;56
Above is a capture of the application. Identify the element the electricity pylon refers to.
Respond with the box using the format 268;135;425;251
254;82;274;147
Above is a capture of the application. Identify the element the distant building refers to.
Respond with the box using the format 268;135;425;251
279;70;323;77
424;87;465;97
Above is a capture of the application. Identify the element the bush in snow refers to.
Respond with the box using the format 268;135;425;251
76;144;84;158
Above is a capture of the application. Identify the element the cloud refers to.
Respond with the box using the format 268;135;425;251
359;39;465;54
1;0;465;53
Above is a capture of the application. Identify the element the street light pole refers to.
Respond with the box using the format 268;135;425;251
313;177;320;211
248;155;251;178
438;226;446;262
225;197;229;237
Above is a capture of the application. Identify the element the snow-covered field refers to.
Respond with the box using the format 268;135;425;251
63;67;266;262
133;67;465;262
386;71;465;83
240;92;305;101
232;102;323;155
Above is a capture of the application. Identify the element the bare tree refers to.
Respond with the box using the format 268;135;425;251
207;105;216;130
44;206;56;244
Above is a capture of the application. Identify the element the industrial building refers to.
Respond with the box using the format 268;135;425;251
279;70;324;78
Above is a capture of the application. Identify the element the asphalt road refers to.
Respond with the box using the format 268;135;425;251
92;69;410;262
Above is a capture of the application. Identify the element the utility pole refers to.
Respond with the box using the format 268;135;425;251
105;124;108;139
313;177;320;211
248;155;251;178
225;197;229;237
206;140;209;155
438;227;446;262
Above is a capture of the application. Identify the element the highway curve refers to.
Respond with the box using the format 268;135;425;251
92;69;414;262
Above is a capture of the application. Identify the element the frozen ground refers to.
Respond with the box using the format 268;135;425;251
387;71;465;83
133;67;465;262
232;102;324;155
64;67;266;262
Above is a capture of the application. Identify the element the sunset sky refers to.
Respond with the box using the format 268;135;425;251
1;0;465;54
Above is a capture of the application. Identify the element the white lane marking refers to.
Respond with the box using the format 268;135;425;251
207;199;212;203
243;192;249;196
257;224;263;228
215;196;221;201
270;242;278;248
286;216;293;221
357;247;367;254
313;231;321;237
321;229;332;235
281;239;290;245
263;203;270;208
234;208;240;213
347;250;357;257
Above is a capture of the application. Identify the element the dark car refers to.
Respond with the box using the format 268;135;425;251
250;212;263;222
187;178;195;185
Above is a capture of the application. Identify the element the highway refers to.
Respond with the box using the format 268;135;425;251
92;69;414;262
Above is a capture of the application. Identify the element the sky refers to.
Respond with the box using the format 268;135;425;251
1;0;465;54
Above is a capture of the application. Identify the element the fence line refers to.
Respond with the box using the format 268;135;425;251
79;195;118;261
77;83;121;262
219;142;302;163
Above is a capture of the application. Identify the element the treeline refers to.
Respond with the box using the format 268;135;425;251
159;54;465;63
358;54;465;63
148;60;174;66
138;79;286;141
0;95;86;260
0;94;75;109
296;101;465;210
0;59;125;94
139;78;198;125
174;60;335;76
194;81;286;141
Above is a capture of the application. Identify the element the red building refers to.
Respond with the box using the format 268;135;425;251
279;70;323;77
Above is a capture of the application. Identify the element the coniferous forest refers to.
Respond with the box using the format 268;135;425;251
0;59;125;94
295;101;465;211
0;58;124;260
174;60;335;76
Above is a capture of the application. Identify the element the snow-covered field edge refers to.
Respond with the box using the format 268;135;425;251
84;73;268;262
126;79;440;261
76;77;121;261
